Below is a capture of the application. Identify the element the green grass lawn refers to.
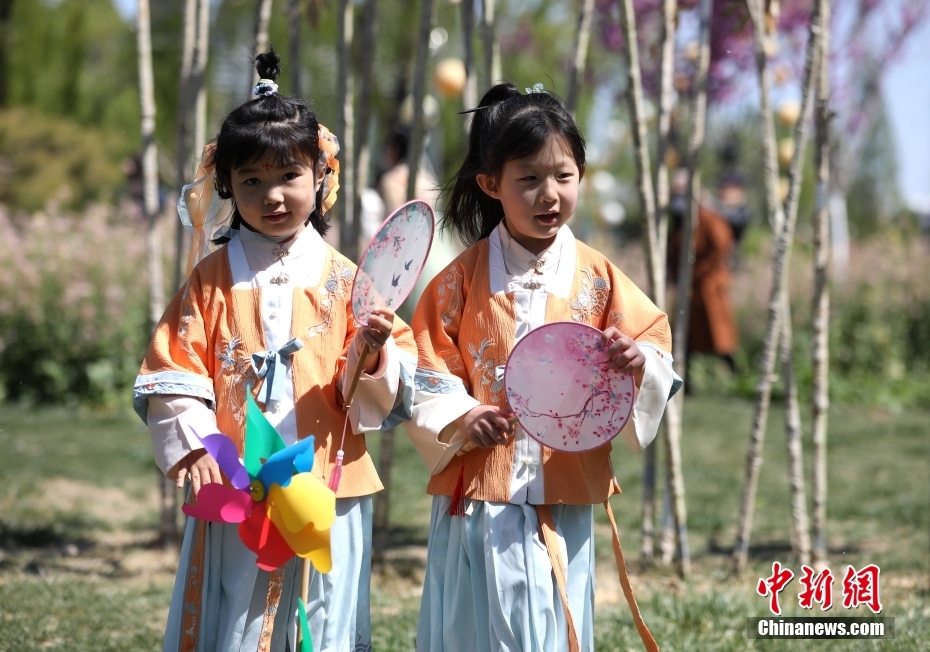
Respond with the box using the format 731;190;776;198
0;396;927;651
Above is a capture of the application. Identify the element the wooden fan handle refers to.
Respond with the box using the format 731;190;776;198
342;342;369;409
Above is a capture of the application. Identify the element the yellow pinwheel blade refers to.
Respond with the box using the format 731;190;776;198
268;510;333;574
267;473;337;534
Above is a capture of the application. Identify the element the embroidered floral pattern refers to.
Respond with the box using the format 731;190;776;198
216;336;256;426
608;310;624;329
467;338;504;404
178;281;197;358
307;259;354;338
571;269;610;323
436;266;464;328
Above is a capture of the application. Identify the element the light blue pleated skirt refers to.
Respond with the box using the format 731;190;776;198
164;496;373;652
416;497;595;652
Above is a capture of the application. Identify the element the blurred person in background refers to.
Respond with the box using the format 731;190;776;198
369;124;459;322
668;168;739;381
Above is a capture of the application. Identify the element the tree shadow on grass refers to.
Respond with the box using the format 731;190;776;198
705;534;862;563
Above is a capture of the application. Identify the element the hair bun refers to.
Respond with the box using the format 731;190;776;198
255;49;282;82
478;82;521;108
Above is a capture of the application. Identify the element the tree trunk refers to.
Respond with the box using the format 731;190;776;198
565;0;595;114
0;0;16;107
336;0;356;258
653;0;677;284
288;0;301;95
460;0;478;122
192;0;210;158
733;0;825;574
635;0;677;566
405;0;434;202
251;0;274;88
616;0;677;570
810;0;831;566
372;428;395;565
616;0;658;302
660;0;714;577
173;0;198;293
780;300;811;565
480;0;501;88
354;0;376;224
138;0;172;548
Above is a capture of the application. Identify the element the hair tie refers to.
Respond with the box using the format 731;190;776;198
252;78;279;97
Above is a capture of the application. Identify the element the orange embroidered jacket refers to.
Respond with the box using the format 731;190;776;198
409;229;677;505
135;234;416;498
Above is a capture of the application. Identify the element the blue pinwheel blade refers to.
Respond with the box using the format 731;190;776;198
293;436;316;474
200;433;251;490
259;437;315;488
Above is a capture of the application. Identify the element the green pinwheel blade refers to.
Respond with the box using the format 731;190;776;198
244;391;287;478
298;597;314;652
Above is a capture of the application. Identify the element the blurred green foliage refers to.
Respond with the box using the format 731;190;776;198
688;228;930;410
0;205;151;407
0;108;130;211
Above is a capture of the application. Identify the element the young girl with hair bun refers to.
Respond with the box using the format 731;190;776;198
134;51;417;652
406;82;681;652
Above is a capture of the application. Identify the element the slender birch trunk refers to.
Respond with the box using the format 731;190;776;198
288;0;301;95
336;0;356;258
354;0;376;221
192;0;210;155
566;0;595;114
405;0;434;201
780;303;811;565
616;0;658;298
138;0;172;547
638;0;678;565
480;0;501;88
733;0;825;573
352;0;393;562
461;0;478;122
648;0;680;566
173;0;197;293
616;0;660;560
251;0;274;88
661;0;714;575
810;0;831;566
653;0;677;281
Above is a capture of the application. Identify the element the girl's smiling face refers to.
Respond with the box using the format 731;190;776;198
230;153;323;239
476;133;581;255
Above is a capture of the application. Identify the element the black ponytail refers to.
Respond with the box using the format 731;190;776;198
441;82;586;247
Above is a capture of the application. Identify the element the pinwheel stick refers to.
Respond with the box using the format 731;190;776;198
298;558;311;644
342;342;369;409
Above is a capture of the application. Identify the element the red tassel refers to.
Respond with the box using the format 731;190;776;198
328;450;344;492
448;460;466;517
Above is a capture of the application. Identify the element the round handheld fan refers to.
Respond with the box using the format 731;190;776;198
341;199;434;405
503;321;635;453
351;199;435;325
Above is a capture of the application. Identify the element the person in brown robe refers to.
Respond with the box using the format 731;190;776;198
668;179;739;375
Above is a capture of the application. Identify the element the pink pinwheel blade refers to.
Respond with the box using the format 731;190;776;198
181;483;252;523
352;200;434;324
504;322;635;453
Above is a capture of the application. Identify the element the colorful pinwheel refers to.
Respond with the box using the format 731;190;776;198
182;392;336;572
